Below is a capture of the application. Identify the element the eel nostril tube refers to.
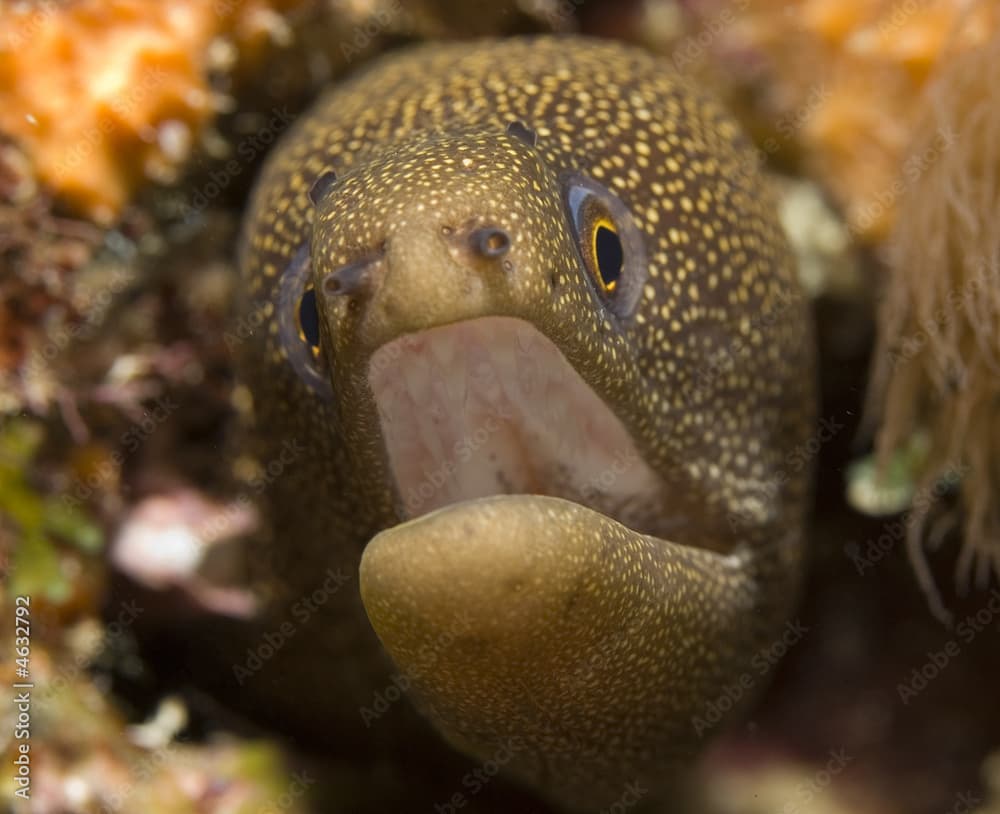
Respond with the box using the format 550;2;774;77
308;169;338;206
471;227;511;258
323;258;373;296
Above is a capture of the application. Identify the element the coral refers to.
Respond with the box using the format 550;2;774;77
111;488;259;616
0;0;572;226
704;0;998;241
0;138;103;383
866;30;1000;622
0;655;312;813
0;0;307;225
0;413;308;814
775;175;861;300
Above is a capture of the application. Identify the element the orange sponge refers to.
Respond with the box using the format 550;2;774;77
0;0;301;224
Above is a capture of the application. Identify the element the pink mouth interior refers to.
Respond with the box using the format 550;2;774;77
367;316;663;527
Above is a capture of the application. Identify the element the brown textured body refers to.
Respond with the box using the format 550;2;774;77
232;37;816;810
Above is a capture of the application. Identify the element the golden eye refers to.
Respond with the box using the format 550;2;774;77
297;285;322;359
562;172;647;319
591;216;623;293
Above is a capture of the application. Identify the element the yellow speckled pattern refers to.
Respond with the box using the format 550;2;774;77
235;36;816;811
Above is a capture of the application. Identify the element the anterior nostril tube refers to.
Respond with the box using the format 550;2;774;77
323;259;372;296
308;169;338;206
471;227;511;258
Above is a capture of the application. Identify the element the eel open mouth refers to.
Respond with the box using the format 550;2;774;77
367;316;664;531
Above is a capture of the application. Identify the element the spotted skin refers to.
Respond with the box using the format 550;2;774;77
236;37;815;810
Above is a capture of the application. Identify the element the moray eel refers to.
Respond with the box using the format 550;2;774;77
237;36;815;810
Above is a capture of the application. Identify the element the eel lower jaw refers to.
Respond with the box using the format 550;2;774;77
361;316;763;808
366;315;666;534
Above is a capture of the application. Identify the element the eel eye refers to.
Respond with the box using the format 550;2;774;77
298;286;321;358
278;242;333;399
563;173;647;319
592;217;623;293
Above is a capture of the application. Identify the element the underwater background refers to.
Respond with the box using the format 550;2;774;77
1;1;1000;812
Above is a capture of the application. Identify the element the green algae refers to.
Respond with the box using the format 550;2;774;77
0;417;103;602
